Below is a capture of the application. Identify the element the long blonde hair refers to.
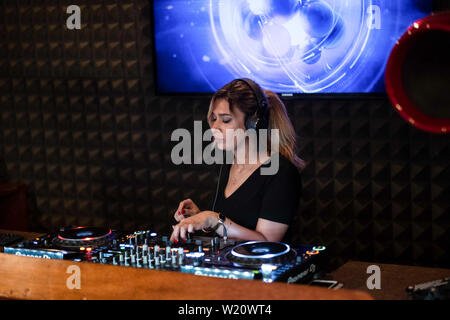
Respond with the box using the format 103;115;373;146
208;79;305;169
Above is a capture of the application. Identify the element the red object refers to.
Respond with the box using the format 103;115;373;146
0;182;29;231
385;11;450;134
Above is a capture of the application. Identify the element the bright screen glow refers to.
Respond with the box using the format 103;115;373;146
153;0;432;94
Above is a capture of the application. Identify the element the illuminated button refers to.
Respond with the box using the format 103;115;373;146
261;264;275;283
306;250;319;255
186;252;205;258
312;246;326;251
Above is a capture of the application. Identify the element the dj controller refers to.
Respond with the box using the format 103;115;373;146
2;226;326;284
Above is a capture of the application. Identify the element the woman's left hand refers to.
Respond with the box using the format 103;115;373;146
170;211;218;243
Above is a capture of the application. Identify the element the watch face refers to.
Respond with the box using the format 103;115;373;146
219;213;226;222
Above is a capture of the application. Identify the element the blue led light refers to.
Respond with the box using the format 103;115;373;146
186;252;205;258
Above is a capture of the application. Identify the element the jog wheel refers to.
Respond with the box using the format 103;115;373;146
52;226;115;250
227;241;296;268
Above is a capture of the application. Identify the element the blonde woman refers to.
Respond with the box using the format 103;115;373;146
170;79;304;243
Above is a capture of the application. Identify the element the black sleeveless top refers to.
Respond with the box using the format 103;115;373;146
210;153;302;231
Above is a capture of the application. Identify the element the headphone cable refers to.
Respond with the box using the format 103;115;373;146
211;163;223;212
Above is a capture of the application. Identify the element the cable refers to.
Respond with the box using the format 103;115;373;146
211;163;223;212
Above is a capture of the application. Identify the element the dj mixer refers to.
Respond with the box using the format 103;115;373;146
2;226;326;284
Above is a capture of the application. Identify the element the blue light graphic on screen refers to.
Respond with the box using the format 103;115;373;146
153;0;432;94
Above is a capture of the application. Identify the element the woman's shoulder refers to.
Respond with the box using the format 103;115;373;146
260;153;301;179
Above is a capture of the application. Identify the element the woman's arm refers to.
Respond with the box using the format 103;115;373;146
170;211;288;243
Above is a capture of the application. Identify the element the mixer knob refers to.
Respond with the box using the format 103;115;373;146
155;255;160;266
149;256;154;268
171;253;177;266
124;252;130;266
154;245;160;257
113;256;118;265
178;247;184;265
143;255;148;265
142;239;148;253
162;236;168;244
166;245;172;260
119;253;124;264
136;250;141;263
195;240;203;252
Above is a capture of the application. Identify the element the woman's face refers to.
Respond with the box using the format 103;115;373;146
209;99;246;151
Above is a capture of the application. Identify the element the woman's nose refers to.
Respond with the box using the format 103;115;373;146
210;127;223;139
210;121;222;131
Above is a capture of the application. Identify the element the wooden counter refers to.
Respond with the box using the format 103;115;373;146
0;229;372;300
331;260;450;300
0;253;372;300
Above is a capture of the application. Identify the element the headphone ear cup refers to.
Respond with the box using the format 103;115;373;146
245;114;257;131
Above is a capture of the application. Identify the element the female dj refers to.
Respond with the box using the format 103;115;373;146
169;79;304;244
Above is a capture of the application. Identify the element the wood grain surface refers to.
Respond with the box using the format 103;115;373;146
0;253;373;300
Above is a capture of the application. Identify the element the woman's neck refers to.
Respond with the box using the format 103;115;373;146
232;140;271;168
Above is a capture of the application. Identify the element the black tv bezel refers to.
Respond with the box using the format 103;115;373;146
149;0;435;100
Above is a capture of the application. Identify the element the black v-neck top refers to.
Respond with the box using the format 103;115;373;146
210;153;302;231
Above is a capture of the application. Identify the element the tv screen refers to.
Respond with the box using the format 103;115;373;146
152;0;433;95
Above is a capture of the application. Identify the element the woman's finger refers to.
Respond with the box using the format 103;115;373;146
179;225;187;241
181;209;196;218
176;199;190;214
174;210;185;222
170;225;180;243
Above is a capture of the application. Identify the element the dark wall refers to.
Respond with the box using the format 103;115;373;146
0;1;449;269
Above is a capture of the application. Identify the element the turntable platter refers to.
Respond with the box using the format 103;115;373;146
58;227;112;241
227;241;296;267
53;226;115;250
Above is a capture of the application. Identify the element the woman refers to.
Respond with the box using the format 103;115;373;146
170;79;304;243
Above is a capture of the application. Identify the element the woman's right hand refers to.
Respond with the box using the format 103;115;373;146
173;198;200;222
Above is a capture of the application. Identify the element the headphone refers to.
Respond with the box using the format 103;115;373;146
239;78;270;131
211;78;270;212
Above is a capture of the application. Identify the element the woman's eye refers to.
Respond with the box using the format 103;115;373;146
223;119;231;124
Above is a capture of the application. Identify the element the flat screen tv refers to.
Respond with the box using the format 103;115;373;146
152;0;433;95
